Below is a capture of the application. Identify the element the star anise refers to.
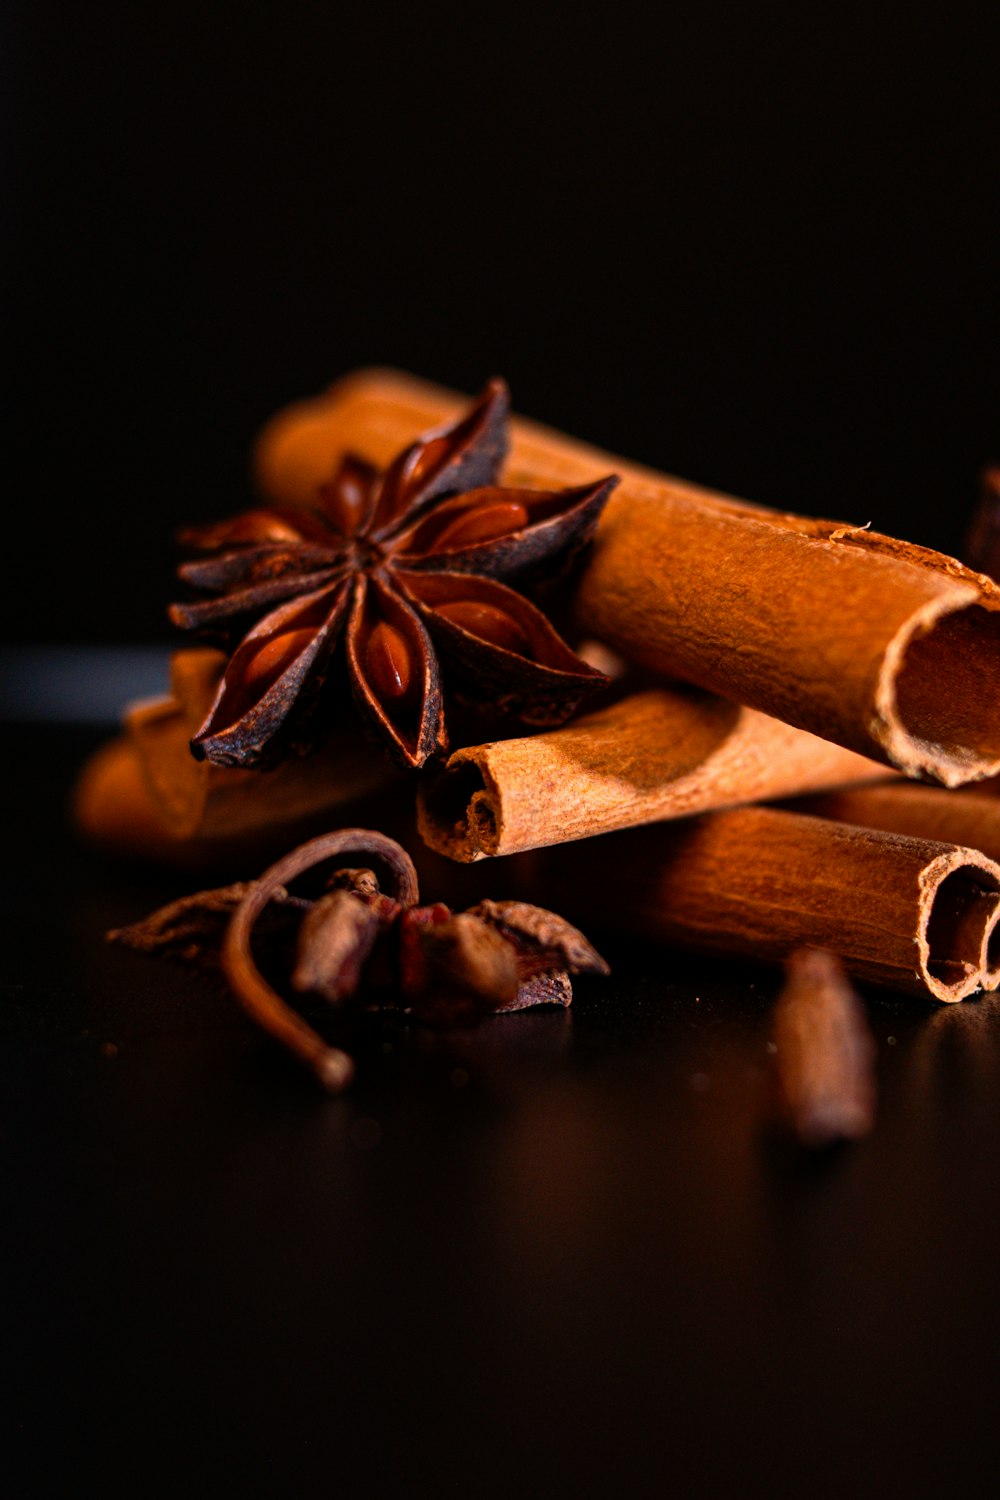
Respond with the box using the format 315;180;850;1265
109;828;609;1090
170;379;619;769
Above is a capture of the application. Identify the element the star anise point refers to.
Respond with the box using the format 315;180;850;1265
171;380;618;768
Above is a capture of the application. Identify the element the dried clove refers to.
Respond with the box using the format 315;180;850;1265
110;827;608;1091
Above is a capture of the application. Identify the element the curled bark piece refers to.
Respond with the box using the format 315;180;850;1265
418;686;882;860
773;949;877;1148
223;829;420;1090
467;900;610;978
467;899;609;1011
791;782;1000;989
256;370;1000;787
542;807;1000;1002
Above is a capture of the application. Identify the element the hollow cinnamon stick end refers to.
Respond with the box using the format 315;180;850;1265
874;595;1000;788
772;948;877;1148
919;848;1000;1000
417;751;501;863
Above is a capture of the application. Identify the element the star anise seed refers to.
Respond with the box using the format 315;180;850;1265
170;379;619;768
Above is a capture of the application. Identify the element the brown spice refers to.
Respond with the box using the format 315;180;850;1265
256;369;1000;788
417;686;884;861
110;827;608;1090
171;379;618;770
107;882;269;969
539;806;1000;1002
772;949;877;1148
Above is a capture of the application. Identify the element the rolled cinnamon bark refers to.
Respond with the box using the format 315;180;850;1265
795;782;1000;991
255;370;1000;788
417;686;883;861
541;807;1000;1002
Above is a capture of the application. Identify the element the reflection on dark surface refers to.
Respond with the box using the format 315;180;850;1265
5;727;1000;1498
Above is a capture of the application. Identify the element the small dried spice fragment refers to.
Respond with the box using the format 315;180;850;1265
109;828;609;1090
170;379;618;769
772;947;877;1148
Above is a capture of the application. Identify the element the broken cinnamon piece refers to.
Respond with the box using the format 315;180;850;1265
540;806;1000;1001
417;685;883;861
772;949;877;1148
255;370;1000;788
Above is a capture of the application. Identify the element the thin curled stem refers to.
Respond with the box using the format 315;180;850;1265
223;828;420;1090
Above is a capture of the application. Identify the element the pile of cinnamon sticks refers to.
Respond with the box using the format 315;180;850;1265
79;372;1000;1009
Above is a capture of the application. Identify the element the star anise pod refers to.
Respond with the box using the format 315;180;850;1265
170;379;619;769
109;828;609;1090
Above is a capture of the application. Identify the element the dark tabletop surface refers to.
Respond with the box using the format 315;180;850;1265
4;724;1000;1499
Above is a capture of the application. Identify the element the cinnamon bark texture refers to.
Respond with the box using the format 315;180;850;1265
796;782;1000;858
542;807;1000;1002
772;949;877;1148
794;782;1000;960
255;370;1000;788
417;686;883;861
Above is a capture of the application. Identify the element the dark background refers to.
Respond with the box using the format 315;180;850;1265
5;1;998;645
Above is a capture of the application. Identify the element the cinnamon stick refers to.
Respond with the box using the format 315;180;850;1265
793;780;1000;956
541;807;1000;1001
255;370;1000;788
417;686;883;861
